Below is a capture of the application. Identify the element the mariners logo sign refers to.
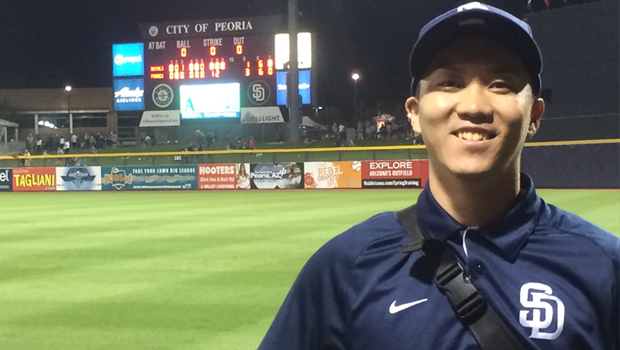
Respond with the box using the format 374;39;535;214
152;84;174;108
519;282;565;340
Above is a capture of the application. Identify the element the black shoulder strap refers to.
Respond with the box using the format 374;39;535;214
396;205;527;350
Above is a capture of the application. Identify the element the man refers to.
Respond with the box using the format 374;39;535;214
258;3;619;350
26;133;35;153
71;134;78;149
35;137;42;154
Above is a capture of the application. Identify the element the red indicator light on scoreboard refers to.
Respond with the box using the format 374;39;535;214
257;59;264;76
236;44;243;55
209;46;217;56
244;61;251;77
267;57;274;76
180;48;187;58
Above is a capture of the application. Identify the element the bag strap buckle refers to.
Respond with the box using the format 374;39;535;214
435;262;487;323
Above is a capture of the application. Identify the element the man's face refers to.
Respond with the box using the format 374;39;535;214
406;37;544;180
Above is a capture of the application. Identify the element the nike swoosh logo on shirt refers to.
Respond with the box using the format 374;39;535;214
389;298;428;314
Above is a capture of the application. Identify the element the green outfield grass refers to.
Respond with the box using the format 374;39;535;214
0;190;618;350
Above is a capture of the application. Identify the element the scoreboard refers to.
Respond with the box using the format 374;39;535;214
145;36;275;81
112;16;313;123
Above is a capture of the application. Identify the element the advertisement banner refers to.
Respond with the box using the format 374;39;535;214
304;161;362;189
361;160;429;189
276;70;311;106
113;43;145;77
102;165;197;191
56;167;102;191
0;168;12;192
236;164;251;189
114;78;145;111
240;107;284;124
250;162;304;189
139;110;181;127
12;167;56;192
197;163;236;190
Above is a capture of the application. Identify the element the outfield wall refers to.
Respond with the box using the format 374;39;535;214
2;141;618;190
0;160;429;192
522;143;620;189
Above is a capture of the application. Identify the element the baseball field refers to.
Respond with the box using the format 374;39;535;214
0;190;618;350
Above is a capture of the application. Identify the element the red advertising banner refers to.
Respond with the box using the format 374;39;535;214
12;167;57;192
361;160;429;188
197;163;237;190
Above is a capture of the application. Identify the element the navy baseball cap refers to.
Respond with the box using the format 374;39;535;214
409;2;542;96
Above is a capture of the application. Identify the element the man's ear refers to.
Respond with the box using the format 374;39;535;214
527;98;545;139
405;96;422;134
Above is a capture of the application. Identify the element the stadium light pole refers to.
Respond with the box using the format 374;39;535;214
65;85;72;134
315;106;322;118
351;73;360;119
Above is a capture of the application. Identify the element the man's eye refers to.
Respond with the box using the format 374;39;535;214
489;81;513;92
438;80;459;89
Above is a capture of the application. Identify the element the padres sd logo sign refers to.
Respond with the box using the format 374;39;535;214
248;81;270;106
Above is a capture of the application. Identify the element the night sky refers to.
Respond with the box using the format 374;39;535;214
0;0;526;122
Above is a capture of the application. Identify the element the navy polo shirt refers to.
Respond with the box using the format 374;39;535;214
258;174;620;350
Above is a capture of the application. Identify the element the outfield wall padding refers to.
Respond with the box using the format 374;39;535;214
522;143;620;189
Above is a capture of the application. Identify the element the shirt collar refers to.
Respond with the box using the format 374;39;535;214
414;173;543;260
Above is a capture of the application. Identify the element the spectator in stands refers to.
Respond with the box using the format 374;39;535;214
95;132;104;149
91;146;99;166
82;133;89;149
42;149;48;167
247;137;254;149
357;121;364;140
56;147;64;166
110;132;117;148
23;149;31;167
59;135;65;149
206;130;215;147
71;134;77;149
195;129;206;147
53;134;60;150
45;136;53;152
26;134;35;153
338;123;346;146
36;137;42;154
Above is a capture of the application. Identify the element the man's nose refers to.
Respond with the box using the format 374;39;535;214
455;81;493;122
